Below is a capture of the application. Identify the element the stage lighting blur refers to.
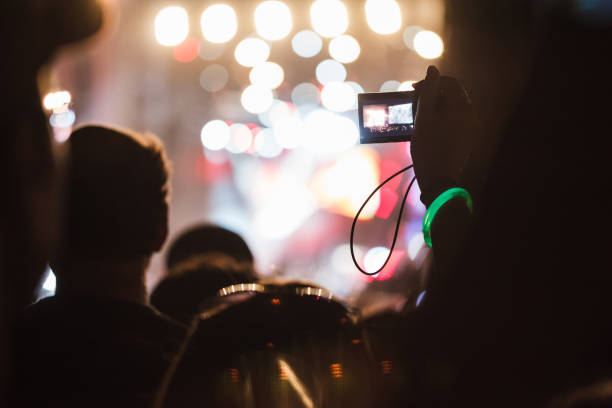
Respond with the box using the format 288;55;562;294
345;81;364;109
199;40;225;61
380;80;400;92
291;82;320;105
311;147;380;218
200;4;237;43
274;117;305;149
398;80;416;91
408;233;425;260
200;64;229;92
254;128;283;158
315;59;347;85
43;90;71;111
50;109;76;128
155;6;189;46
254;178;316;239
234;38;270;67
331;244;364;273
310;0;348;38
173;37;200;63
249;61;284;90
258;100;293;127
303;109;358;155
226;123;253;153
402;25;424;50
365;0;401;35
42;268;56;292
329;35;360;63
413;30;444;59
416;291;426;307
241;85;274;113
201;119;231;150
255;1;292;41
291;30;322;58
364;246;390;274
321;81;355;112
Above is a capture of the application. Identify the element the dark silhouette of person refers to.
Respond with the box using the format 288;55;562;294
12;125;186;408
151;253;258;324
165;223;255;270
1;1;102;401
395;2;612;407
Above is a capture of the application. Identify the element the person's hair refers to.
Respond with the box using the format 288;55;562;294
165;224;254;270
151;253;257;323
63;125;170;258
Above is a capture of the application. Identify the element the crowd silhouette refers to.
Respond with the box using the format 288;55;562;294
2;1;612;407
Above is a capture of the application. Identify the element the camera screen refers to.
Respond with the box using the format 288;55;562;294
358;91;415;143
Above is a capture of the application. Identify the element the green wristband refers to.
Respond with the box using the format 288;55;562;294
422;187;473;247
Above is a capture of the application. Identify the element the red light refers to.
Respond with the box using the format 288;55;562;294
375;249;404;281
375;187;399;219
173;37;200;63
379;159;402;191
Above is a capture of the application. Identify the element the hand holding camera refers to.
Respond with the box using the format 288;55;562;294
411;65;475;207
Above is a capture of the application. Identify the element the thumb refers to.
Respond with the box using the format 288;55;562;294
415;65;441;125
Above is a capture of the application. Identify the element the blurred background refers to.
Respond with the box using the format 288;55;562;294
39;0;446;312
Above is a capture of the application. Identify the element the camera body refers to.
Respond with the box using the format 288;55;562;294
358;91;417;144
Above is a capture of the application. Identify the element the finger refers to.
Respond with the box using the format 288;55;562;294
415;65;441;125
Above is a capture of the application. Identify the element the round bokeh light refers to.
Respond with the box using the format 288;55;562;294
365;0;401;35
234;38;270;67
155;6;189;46
315;59;347;85
201;119;231;150
310;0;349;38
255;1;293;41
413;30;444;59
291;30;323;58
200;64;229;92
320;81;356;112
329;35;360;64
200;4;238;44
249;61;285;90
241;85;274;114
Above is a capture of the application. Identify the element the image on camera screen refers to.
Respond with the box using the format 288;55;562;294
363;102;413;138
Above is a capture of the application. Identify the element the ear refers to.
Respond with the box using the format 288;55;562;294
151;204;168;252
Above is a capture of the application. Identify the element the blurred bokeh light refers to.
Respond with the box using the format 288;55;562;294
234;38;270;67
201;119;231;150
320;81;355;112
249;61;285;90
200;64;229;92
291;30;323;58
241;85;274;113
365;0;402;35
413;30;444;59
310;0;349;38
255;1;293;41
328;35;360;64
315;59;347;84
155;6;189;46
200;4;238;44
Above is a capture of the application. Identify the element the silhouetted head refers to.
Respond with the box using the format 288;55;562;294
151;253;257;323
59;125;170;261
166;224;254;270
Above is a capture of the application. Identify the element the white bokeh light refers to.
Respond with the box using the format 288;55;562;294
241;85;274;114
258;100;293;128
43;91;71;111
254;128;283;158
155;6;189;46
320;81;356;112
255;1;293;41
234;37;270;67
329;35;360;63
274;117;305;149
50;110;76;128
201;120;231;150
226;123;253;153
402;25;424;50
201;4;237;43
345;81;364;110
398;80;417;91
291;30;323;58
413;30;444;59
408;233;425;260
291;82;320;106
380;80;400;92
249;61;284;90
199;40;225;61
310;0;349;38
199;64;229;92
315;59;347;85
364;246;390;274
303;109;358;155
365;0;401;35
